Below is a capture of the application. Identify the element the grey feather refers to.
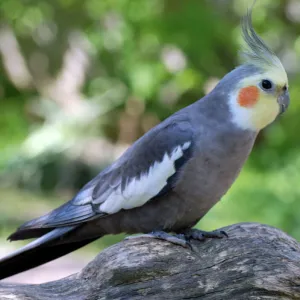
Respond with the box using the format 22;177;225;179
17;200;96;229
0;6;272;278
240;4;282;71
92;118;194;207
18;116;194;229
0;67;259;278
1;226;75;262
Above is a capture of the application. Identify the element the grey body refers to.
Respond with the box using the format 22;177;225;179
0;65;259;279
0;5;290;279
80;65;257;236
21;65;258;241
77;100;256;238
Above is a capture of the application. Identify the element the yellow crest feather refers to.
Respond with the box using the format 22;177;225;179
240;3;285;75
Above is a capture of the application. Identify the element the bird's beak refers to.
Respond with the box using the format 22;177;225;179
277;90;290;114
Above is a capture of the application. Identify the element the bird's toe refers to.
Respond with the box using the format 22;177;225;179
126;231;192;249
182;229;228;241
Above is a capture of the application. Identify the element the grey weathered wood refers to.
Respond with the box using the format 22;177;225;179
0;223;300;300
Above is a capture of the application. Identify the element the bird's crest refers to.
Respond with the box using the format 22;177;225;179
240;4;284;74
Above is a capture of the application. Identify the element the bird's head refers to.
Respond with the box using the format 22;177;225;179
224;7;289;131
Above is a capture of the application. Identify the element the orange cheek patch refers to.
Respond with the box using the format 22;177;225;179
238;86;259;108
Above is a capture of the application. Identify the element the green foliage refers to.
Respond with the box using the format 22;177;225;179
0;0;300;252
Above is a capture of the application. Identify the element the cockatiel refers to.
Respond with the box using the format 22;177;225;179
0;7;289;280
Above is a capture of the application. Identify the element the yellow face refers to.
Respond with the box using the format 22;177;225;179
230;66;289;131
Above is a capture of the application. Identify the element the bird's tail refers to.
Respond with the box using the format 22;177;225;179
0;226;98;280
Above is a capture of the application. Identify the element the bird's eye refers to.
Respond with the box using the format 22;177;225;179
261;79;273;90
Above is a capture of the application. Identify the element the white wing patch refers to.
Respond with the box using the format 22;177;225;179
99;141;191;214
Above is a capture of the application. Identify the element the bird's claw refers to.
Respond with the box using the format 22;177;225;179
125;231;192;249
181;228;228;241
125;229;227;249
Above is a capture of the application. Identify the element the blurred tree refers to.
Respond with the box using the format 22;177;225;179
1;0;300;243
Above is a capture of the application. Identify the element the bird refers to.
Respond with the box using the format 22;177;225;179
0;6;290;280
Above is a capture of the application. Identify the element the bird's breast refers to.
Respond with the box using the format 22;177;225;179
173;130;256;219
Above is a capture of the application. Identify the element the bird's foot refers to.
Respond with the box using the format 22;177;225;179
126;231;191;249
181;228;228;241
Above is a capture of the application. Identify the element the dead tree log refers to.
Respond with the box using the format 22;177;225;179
0;222;300;300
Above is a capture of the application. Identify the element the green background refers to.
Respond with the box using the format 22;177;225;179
1;0;300;281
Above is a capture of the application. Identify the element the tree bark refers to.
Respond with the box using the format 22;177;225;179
0;223;300;300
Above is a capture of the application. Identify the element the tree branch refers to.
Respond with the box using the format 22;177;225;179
1;223;300;299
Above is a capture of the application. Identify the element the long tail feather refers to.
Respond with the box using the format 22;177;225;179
0;226;98;280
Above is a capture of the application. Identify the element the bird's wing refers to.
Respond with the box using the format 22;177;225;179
91;120;193;214
18;118;194;230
